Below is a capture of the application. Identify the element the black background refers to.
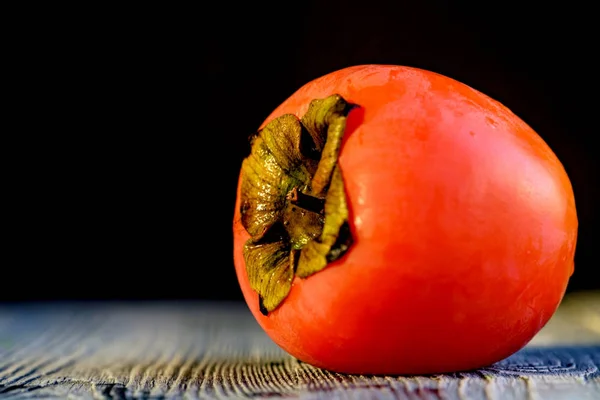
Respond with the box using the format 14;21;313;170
9;1;597;302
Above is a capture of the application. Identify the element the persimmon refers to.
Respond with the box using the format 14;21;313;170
232;65;578;375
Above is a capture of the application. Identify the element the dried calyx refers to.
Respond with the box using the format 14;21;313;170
239;94;357;315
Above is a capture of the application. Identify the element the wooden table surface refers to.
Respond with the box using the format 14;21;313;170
0;291;598;400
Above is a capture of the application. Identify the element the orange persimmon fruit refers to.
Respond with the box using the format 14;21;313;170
233;65;578;375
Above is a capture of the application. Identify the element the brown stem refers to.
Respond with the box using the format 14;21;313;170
287;187;325;214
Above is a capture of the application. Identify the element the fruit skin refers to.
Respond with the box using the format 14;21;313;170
233;64;578;375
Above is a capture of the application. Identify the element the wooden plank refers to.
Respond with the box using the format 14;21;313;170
0;291;598;400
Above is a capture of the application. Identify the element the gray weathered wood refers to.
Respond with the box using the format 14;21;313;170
0;291;598;400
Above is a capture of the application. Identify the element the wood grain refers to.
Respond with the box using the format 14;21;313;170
0;291;598;400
